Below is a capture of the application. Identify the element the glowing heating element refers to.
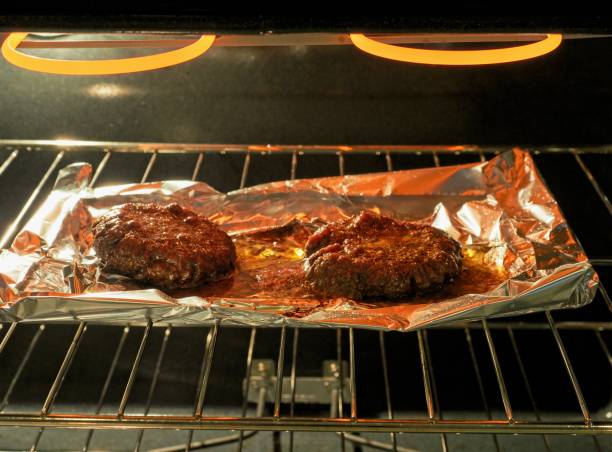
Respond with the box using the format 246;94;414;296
1;33;216;75
349;33;563;65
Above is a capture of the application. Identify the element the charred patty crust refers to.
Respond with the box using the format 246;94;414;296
304;211;462;299
93;202;236;290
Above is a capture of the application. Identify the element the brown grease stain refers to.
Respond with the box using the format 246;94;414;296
405;248;507;304
169;221;507;307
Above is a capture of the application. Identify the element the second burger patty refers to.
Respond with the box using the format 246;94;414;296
93;202;236;290
304;211;463;299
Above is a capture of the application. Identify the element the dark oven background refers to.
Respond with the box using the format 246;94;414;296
1;35;612;145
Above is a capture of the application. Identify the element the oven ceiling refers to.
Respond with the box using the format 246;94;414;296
0;11;611;33
1;34;612;145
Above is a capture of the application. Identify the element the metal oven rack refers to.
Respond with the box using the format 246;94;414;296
0;140;610;451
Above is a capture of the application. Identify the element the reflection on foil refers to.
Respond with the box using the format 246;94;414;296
0;149;598;331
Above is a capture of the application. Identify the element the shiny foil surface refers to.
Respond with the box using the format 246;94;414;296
0;149;598;331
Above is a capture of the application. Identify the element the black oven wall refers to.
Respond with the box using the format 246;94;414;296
0;35;611;146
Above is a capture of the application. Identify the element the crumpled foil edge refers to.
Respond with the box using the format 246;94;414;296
0;149;599;331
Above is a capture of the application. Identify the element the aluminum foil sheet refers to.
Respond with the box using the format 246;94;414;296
0;149;598;331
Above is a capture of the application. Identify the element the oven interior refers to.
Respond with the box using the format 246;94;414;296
0;24;610;452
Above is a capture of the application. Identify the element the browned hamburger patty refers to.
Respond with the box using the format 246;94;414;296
304;211;462;299
93;203;236;290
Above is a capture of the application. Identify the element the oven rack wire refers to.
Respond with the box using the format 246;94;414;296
0;141;610;452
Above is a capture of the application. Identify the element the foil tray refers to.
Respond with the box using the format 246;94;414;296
0;149;598;331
